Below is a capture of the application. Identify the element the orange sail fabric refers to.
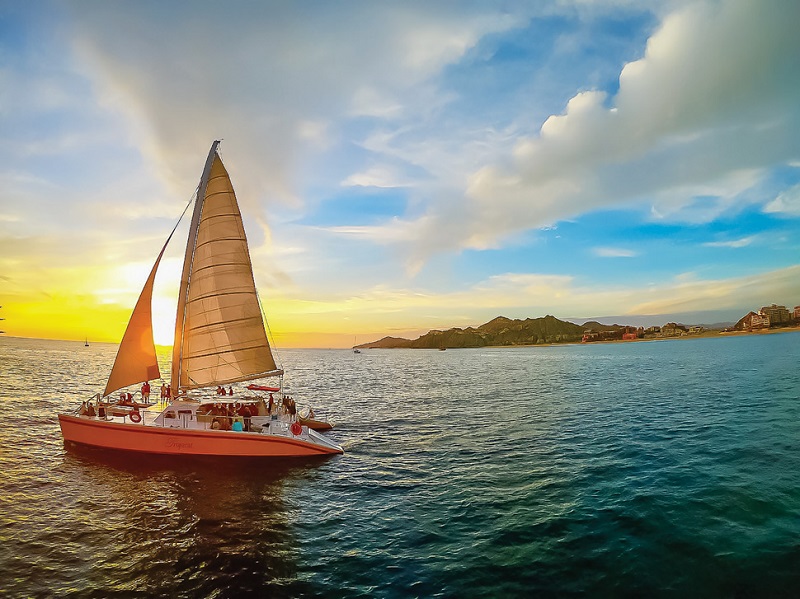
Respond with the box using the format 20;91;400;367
172;146;279;392
103;242;168;397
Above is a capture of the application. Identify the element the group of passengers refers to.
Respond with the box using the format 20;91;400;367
195;394;303;433
266;393;297;417
159;383;172;401
200;402;255;432
111;381;168;406
81;385;316;431
282;395;297;416
114;381;152;406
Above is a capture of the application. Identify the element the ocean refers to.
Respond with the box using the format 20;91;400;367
1;333;798;597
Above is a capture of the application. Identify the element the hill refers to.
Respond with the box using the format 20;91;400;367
357;315;589;349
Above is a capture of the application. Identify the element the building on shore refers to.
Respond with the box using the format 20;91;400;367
661;323;688;337
735;311;770;331
760;304;791;325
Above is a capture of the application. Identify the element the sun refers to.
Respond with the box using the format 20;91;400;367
152;295;176;346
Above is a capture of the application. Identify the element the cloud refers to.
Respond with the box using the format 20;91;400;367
626;265;800;316
342;166;411;189
702;236;756;249
764;184;800;216
395;0;800;255
63;2;530;210
265;263;800;332
592;246;638;258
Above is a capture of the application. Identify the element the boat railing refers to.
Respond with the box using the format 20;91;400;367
71;393;103;415
75;397;322;439
194;413;251;431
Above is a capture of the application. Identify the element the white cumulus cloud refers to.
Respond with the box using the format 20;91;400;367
401;0;800;257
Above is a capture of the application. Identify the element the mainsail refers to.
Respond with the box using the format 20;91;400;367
171;141;281;393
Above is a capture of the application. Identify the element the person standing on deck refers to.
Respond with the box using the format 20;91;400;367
141;381;151;403
241;404;252;431
286;396;297;419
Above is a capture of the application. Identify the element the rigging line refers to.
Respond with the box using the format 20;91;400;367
256;286;283;372
172;186;200;239
154;186;198;256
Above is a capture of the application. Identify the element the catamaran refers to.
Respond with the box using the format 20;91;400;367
58;141;343;457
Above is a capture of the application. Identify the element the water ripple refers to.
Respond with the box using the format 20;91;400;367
1;335;799;596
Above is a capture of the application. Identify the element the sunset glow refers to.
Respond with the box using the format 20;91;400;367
2;1;799;347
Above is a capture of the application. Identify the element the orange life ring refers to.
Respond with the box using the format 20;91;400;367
129;411;142;423
290;422;302;436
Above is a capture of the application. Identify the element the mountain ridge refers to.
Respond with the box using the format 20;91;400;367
357;315;597;349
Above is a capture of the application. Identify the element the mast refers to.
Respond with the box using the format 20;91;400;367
171;141;220;395
170;140;282;395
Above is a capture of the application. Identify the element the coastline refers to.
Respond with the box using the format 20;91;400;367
475;325;800;349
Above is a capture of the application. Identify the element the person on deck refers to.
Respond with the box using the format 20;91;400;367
141;381;151;403
228;386;233;396
160;383;166;400
241;404;252;431
268;394;275;416
165;384;172;400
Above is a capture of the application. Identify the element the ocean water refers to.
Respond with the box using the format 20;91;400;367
0;333;799;598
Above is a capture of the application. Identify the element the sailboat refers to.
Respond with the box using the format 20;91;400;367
58;141;343;457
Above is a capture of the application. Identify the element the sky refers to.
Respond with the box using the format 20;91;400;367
1;0;799;348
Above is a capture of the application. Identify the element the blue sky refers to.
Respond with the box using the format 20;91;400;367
1;0;799;346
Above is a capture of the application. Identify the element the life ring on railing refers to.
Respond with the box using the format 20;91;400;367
290;422;302;436
129;411;142;423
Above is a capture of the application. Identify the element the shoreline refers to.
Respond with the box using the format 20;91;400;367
359;325;800;349
489;325;800;348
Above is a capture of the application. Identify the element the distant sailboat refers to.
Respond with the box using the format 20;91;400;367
58;141;343;458
353;335;361;353
84;337;89;347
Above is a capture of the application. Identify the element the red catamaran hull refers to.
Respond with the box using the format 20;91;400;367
59;414;342;457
